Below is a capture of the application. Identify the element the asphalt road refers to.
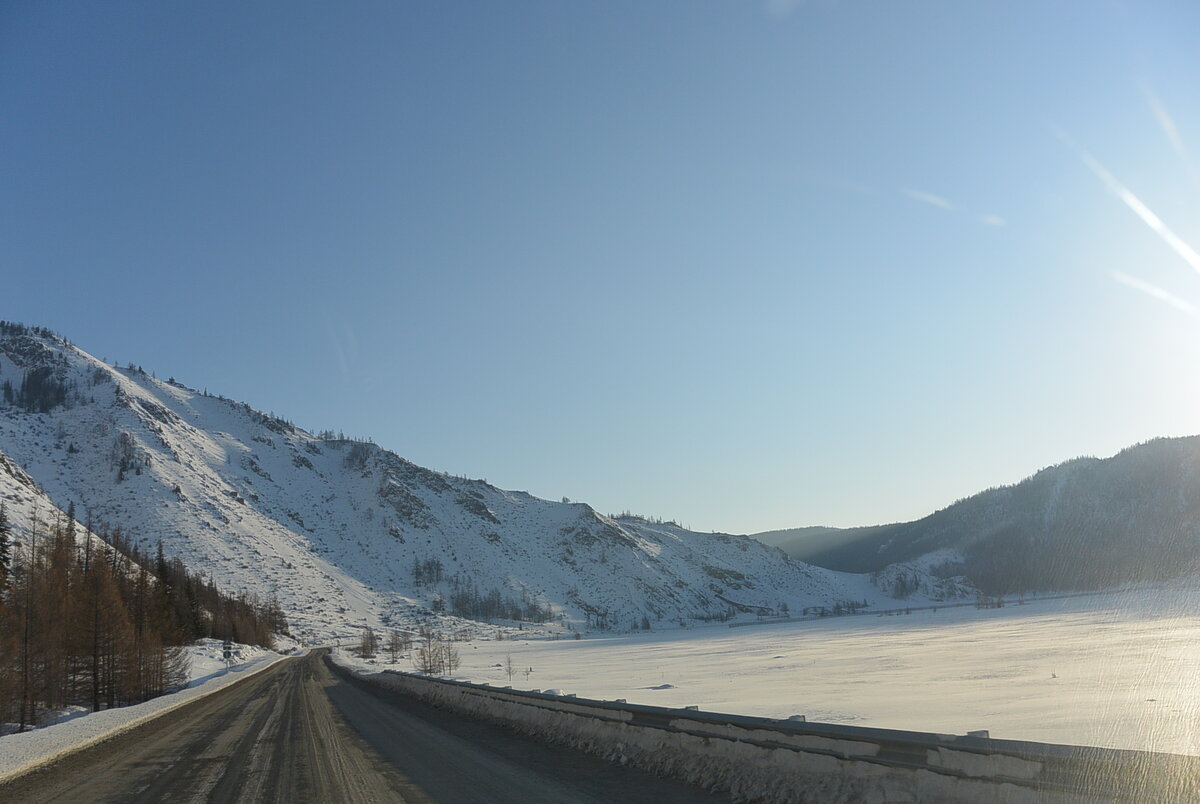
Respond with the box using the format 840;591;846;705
0;649;730;803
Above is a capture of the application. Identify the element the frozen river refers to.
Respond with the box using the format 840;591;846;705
448;583;1200;754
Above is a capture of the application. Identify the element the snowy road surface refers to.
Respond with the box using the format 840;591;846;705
0;649;727;803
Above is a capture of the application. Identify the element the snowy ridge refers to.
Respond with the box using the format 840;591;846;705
0;326;913;641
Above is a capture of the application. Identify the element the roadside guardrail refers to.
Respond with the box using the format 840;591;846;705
328;655;1199;803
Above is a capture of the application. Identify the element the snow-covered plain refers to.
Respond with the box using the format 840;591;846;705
356;583;1200;756
0;639;299;783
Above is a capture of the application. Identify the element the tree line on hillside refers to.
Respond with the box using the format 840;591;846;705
0;321;77;414
411;558;556;624
1;364;74;414
0;502;286;732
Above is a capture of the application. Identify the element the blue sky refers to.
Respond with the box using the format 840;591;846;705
3;1;1199;534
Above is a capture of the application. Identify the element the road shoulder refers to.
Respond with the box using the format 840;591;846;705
0;649;299;784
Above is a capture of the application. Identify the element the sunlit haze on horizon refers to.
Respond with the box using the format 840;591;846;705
3;1;1199;534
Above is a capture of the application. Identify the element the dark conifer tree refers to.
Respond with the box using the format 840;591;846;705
0;510;281;726
0;501;11;591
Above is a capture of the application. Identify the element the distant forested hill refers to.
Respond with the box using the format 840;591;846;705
755;437;1200;595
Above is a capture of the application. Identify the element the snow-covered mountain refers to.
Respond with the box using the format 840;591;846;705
0;324;908;641
755;437;1200;596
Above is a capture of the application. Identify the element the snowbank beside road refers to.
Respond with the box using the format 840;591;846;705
328;655;1121;803
0;640;299;784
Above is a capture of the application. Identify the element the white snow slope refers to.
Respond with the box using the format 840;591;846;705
0;325;944;642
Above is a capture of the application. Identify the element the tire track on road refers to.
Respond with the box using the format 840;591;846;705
1;650;727;803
